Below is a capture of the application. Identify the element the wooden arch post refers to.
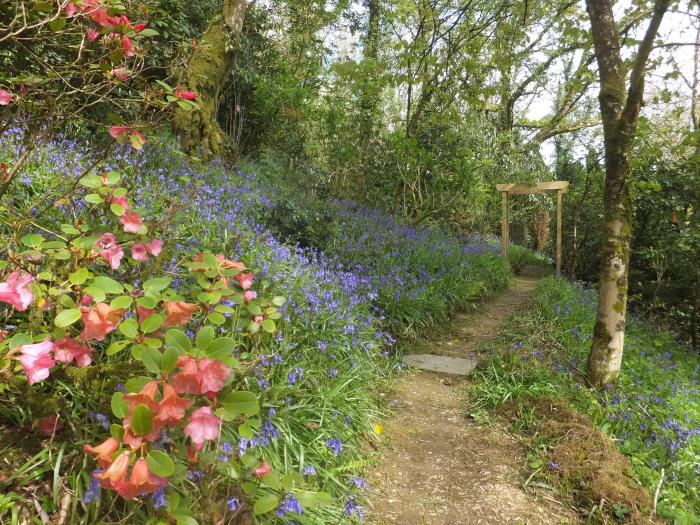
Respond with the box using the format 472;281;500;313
496;181;569;275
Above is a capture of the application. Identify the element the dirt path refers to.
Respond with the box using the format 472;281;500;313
366;275;578;525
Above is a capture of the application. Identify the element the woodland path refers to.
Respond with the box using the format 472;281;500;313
366;274;578;525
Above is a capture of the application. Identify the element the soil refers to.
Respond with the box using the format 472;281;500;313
366;275;580;525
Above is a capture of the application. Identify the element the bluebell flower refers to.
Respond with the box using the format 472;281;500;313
276;494;303;516
228;497;240;511
302;465;317;475
325;436;343;457
351;477;365;489
344;497;363;519
83;469;103;504
150;487;167;509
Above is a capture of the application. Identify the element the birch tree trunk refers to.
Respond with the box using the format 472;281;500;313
172;0;246;159
585;0;669;386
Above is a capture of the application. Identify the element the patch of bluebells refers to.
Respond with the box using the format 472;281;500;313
510;277;700;520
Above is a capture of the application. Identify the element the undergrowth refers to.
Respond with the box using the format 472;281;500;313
470;277;700;524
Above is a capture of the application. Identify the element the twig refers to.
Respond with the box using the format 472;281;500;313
653;468;665;516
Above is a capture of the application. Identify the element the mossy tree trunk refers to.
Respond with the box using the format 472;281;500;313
585;0;669;387
173;0;246;159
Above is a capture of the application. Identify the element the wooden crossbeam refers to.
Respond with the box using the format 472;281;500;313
495;181;569;195
497;180;568;275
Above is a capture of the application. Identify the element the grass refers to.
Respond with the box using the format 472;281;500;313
470;276;700;524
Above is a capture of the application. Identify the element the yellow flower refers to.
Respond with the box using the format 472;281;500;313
373;423;383;435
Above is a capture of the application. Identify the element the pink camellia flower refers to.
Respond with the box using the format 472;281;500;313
163;301;198;327
37;415;63;436
84;437;120;467
253;460;271;478
80;303;123;341
236;272;254;290
243;290;256;303
54;336;92;367
170;356;200;394
0;270;34;311
136;305;155;324
146;239;163;257
174;88;197;101
184;406;220;449
65;2;78;16
97;232;117;248
156;384;192;426
19;340;55;384
120;212;143;233
108;126;130;139
111;67;129;81
112;195;129;211
97;451;130;488
198;359;232;394
134;22;147;32
171;357;232;395
0;89;14;105
115;457;165;500
86;28;100;41
100;244;124;269
121;35;135;57
131;243;148;261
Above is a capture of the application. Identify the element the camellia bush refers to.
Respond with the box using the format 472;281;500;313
0;167;336;522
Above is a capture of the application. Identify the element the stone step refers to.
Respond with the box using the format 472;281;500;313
402;353;478;376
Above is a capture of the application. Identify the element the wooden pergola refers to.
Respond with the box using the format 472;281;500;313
496;181;569;275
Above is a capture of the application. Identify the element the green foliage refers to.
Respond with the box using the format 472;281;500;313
471;277;700;523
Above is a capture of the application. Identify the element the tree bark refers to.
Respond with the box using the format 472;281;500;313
172;0;246;159
585;0;668;387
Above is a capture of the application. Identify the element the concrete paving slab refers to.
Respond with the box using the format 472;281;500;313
402;353;478;376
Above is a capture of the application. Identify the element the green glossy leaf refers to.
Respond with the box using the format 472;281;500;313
84;193;104;204
253;494;278;515
119;318;138;339
165;329;191;352
111;392;128;418
207;312;226;325
125;376;151;393
110;295;133;310
143;277;171;293
110;203;125;216
109;424;124;441
21;234;44;248
106;340;130;356
141;347;162;374
218;391;259;420
206;337;236;358
90;276;123;294
48;17;67;31
130;404;153;436
137;296;157;309
69;267;91;285
146;450;175;477
196;326;215;350
262;319;276;333
79;174;102;188
54;309;82;328
272;296;286;306
141;313;164;333
161;345;179;373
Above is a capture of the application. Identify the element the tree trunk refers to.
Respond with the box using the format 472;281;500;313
172;0;246;159
585;0;668;386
